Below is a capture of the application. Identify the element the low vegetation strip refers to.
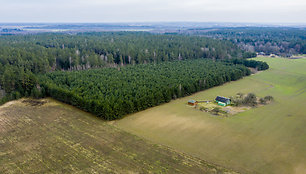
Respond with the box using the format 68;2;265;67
39;59;252;120
0;98;237;174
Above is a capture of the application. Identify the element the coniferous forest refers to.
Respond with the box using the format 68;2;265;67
40;59;251;120
0;32;269;119
0;32;243;100
0;32;243;72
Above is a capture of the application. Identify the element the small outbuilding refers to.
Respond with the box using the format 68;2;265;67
215;96;231;106
188;100;198;106
218;102;226;106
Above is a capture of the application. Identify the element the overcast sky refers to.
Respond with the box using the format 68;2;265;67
0;0;305;23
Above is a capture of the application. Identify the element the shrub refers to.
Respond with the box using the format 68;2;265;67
243;93;257;106
264;95;274;101
259;98;266;104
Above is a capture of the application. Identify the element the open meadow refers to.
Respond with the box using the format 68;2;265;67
113;57;306;174
0;98;236;174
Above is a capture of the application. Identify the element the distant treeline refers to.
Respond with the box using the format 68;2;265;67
39;59;251;120
203;27;306;56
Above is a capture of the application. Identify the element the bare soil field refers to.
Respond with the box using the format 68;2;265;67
0;98;236;174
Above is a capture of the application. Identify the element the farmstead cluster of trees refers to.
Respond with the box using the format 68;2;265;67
40;59;251;120
230;93;274;107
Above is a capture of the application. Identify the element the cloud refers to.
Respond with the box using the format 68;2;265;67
0;0;305;23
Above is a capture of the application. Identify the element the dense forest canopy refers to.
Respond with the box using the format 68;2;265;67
203;27;306;56
0;31;269;119
40;59;251;120
0;32;247;100
0;32;244;72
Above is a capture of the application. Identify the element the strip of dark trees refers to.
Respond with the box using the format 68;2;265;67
223;59;269;70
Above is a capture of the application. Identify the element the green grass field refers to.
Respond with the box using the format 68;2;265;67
0;99;236;174
113;57;306;174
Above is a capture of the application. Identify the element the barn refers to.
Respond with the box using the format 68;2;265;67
188;100;198;106
215;96;231;106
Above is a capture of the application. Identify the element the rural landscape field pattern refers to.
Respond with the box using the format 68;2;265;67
0;57;305;174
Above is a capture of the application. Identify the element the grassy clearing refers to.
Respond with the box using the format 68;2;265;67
0;98;236;174
113;57;306;174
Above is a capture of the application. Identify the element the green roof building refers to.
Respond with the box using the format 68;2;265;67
215;96;230;106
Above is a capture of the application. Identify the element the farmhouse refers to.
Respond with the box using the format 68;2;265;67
215;96;231;106
188;100;197;106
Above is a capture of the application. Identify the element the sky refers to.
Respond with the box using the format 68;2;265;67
0;0;305;23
